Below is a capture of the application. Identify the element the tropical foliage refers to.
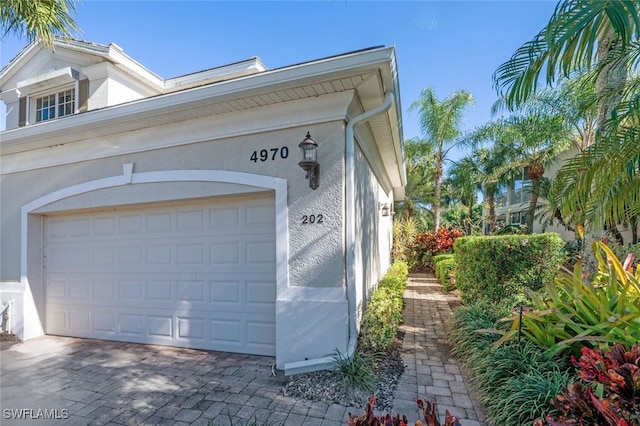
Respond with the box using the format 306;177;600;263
494;241;640;356
396;138;436;226
1;0;79;45
409;88;474;231
467;110;572;233
537;344;640;426
494;0;640;239
447;303;572;426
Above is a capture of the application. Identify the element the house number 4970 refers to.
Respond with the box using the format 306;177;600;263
250;147;289;162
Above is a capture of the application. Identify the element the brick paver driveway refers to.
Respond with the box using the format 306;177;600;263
0;336;346;425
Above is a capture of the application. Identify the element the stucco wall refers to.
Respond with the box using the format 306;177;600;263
353;142;393;323
1;114;346;289
0;89;400;369
1;96;351;362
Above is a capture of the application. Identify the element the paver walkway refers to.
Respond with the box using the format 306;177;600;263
391;273;487;425
0;272;486;425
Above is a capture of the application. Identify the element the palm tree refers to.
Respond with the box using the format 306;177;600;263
470;113;572;233
493;0;640;232
492;75;599;152
395;138;436;228
409;87;474;231
472;146;511;234
493;0;639;111
1;0;79;46
445;157;480;234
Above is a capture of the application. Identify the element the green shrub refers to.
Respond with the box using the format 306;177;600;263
446;301;511;359
392;218;419;268
361;262;408;349
454;233;565;306
432;253;454;265
494;241;640;356
447;303;572;426
435;258;456;291
385;260;409;282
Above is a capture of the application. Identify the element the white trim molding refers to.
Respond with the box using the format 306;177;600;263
18;168;289;342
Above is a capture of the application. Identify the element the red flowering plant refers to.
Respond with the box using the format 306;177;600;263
413;228;464;270
346;396;463;426
536;344;640;426
346;395;408;426
417;399;462;426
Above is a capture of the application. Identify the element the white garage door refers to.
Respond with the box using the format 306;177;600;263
44;193;276;356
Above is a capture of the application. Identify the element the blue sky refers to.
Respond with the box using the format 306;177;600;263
0;0;558;162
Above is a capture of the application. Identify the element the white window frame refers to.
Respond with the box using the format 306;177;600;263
30;84;78;124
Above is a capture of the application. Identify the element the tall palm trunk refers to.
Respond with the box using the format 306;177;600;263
433;155;443;231
526;163;545;233
526;180;541;234
486;192;495;233
596;30;627;128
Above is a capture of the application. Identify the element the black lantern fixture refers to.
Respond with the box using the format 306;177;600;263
381;203;391;217
298;132;319;190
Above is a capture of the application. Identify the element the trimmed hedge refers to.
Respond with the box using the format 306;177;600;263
432;253;455;265
453;233;565;306
435;258;456;291
361;261;408;349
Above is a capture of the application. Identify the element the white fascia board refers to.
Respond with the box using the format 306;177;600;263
106;44;165;89
164;58;268;91
1;90;354;174
0;46;397;150
0;41;41;87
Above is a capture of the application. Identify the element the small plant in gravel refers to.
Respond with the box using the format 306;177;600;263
332;348;380;394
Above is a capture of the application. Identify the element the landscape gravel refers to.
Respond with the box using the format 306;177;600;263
281;340;405;413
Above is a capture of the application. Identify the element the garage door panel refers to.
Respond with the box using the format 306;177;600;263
45;194;276;356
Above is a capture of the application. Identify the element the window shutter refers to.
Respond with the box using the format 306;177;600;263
78;79;89;112
19;97;27;127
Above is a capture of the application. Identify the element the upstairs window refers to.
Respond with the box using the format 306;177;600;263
35;89;75;123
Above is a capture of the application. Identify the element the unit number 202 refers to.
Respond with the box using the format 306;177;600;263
250;147;289;162
302;214;324;224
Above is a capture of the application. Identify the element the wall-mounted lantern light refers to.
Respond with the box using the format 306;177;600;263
298;132;319;190
379;203;391;217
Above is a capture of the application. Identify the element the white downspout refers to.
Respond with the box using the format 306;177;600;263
283;92;395;376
